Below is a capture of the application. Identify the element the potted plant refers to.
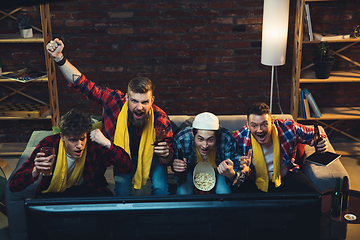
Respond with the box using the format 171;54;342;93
312;42;335;79
17;15;33;38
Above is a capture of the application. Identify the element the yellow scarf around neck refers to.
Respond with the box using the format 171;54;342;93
251;124;281;192
42;139;87;193
195;147;217;169
113;101;155;189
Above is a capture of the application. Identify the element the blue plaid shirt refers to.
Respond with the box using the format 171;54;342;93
173;126;241;173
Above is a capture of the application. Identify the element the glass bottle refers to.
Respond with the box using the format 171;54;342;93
177;148;187;182
331;177;343;217
313;122;322;152
341;176;349;210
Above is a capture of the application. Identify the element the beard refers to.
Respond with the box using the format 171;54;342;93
128;108;149;127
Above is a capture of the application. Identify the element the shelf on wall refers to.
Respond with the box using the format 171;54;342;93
300;70;360;83
298;107;360;121
0;34;44;43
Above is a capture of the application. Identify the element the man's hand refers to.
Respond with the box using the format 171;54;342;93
90;129;111;149
217;159;235;180
239;149;252;175
32;151;55;178
153;141;170;158
46;38;64;60
311;138;327;153
173;158;187;173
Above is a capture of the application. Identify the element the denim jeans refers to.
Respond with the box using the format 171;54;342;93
175;165;231;194
113;155;169;196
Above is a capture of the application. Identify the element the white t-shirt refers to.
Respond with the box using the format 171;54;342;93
66;152;84;185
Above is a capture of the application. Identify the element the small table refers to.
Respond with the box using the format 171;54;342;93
321;189;360;239
321;189;360;224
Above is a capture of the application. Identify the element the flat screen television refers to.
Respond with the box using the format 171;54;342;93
25;193;321;240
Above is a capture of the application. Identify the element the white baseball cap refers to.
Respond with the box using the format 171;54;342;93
192;112;219;130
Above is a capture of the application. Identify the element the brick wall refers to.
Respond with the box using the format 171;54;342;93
0;0;360;142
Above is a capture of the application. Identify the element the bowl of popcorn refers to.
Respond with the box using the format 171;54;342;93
193;162;216;192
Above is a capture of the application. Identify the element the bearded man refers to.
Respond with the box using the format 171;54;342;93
46;39;174;196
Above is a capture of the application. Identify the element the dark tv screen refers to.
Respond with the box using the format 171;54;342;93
25;193;321;240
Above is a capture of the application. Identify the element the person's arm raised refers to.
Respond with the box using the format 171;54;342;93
46;38;81;84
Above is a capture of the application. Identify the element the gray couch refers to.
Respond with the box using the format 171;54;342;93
5;114;349;240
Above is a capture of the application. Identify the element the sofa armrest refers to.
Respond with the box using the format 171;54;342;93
5;130;53;240
301;126;349;192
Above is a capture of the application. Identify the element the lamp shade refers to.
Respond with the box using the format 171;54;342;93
261;0;290;66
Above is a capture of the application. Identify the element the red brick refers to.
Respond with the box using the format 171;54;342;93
127;66;152;72
195;57;221;64
180;34;207;41
94;4;122;11
179;50;206;57
66;4;92;11
166;58;193;65
223;10;248;16
108;12;134;19
123;20;149;26
123;3;151;9
181;93;207;99
210;92;235;99
194;100;220;107
78;12;106;19
222;56;248;63
152;35;179;41
152;51;178;57
181;3;208;9
135;27;162;34
166;72;192;78
221;72;247;78
165;43;191;50
209;18;234;24
135;11;162;18
123;51;150;57
179;19;206;25
164;10;191;18
192;42;219;49
208;49;233;56
137;43;163;49
152;19;178;26
65;20;92;27
209;34;235;40
195;72;219;78
192;26;218;33
153;3;179;9
210;1;237;8
164;27;190;33
182;65;207;71
193;10;219;17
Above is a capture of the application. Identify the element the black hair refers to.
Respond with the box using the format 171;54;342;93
127;77;154;94
246;102;271;119
192;128;221;147
59;109;92;138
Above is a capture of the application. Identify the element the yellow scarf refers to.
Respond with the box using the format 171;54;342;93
251;124;281;192
42;139;87;193
195;147;217;169
113;101;155;189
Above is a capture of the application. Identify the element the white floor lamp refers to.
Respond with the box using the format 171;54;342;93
261;0;290;113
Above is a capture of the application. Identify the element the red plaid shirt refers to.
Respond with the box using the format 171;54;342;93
69;74;173;154
9;134;134;198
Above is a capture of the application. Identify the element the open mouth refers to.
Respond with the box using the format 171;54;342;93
200;148;209;155
75;150;83;157
255;133;267;143
134;111;145;119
